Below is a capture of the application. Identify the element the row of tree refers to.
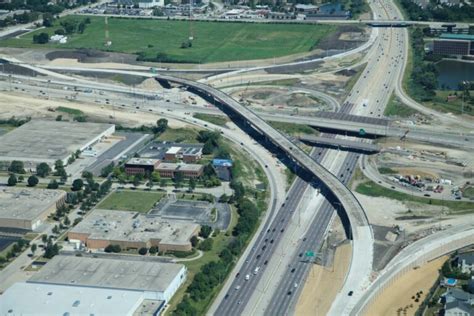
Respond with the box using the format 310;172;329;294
399;0;474;22
173;179;261;315
409;28;439;101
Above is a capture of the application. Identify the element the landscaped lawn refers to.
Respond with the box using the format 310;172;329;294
3;16;338;63
96;190;164;212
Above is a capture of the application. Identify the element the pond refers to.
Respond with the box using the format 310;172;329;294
437;59;474;90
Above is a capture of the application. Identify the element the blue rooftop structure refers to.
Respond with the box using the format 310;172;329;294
213;159;233;167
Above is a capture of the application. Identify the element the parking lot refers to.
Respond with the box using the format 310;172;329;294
86;132;152;175
149;198;231;230
138;141;203;160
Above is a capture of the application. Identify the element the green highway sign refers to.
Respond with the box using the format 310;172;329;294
305;251;315;257
359;128;366;136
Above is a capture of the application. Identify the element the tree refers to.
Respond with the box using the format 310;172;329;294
30;243;37;254
151;171;161;182
41;234;48;243
198;238;213;251
7;174;17;186
199;225;212;239
54;160;67;177
160;178;167;188
43;241;59;259
52;225;60;235
147;180;154;190
100;162;114;178
18;175;24;182
153;118;168;134
42;13;53;27
8;160;25;174
188;178;196;192
27;175;39;187
47;179;59;189
133;175;141;187
174;172;184;188
72;179;84;191
33;32;49;44
104;244;121;253
138;247;148;255
190;235;199;248
63;216;70;226
78;21;86;34
82;171;93;180
36;162;51;177
149;246;159;254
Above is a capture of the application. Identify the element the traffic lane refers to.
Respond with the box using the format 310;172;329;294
268;153;359;315
221;146;329;314
219;179;309;314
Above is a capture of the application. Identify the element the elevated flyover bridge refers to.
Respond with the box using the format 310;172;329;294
299;134;381;154
155;74;370;237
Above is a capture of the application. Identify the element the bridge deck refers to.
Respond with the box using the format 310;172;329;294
299;135;380;153
155;74;370;235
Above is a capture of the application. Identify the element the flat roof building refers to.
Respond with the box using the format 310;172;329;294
0;282;159;316
0;188;66;231
0;120;115;170
68;209;199;252
182;147;202;163
28;255;187;303
156;163;204;178
434;33;474;56
124;158;160;176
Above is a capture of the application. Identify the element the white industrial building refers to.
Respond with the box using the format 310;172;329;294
138;0;164;8
28;255;187;303
0;282;157;316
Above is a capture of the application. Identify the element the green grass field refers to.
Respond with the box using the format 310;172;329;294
193;113;229;126
96;190;164;212
157;127;201;143
4;16;337;63
269;121;320;137
384;93;419;117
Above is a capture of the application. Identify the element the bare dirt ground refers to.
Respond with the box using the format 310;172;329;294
364;256;447;316
295;243;352;316
0;92;187;128
48;58;149;70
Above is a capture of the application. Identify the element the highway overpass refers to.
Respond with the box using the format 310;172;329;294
155;74;370;237
299;134;381;153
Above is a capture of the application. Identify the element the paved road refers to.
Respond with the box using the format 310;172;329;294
352;223;474;315
3;72;472;151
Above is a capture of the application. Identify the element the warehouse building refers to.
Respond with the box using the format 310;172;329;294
28;255;187;303
0;282;157;316
68;209;199;251
0;255;188;314
0;188;66;231
124;158;160;176
0;120;115;171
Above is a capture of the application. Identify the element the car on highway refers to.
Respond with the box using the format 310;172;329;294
254;267;260;275
245;274;250;281
235;285;241;290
